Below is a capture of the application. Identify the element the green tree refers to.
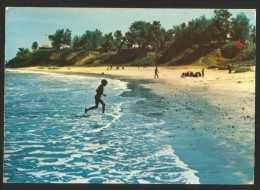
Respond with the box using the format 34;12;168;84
16;48;30;57
177;15;223;47
114;30;123;53
80;29;103;51
164;29;175;48
172;22;187;40
230;12;250;43
213;9;232;42
250;25;256;44
158;28;170;50
31;41;38;51
129;21;152;51
63;29;72;48
102;33;114;54
188;21;195;42
72;35;81;50
92;29;103;50
190;16;215;46
124;32;134;49
48;29;72;49
79;32;89;50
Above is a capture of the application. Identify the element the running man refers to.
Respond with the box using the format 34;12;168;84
85;79;107;114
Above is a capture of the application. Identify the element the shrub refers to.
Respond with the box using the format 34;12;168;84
221;43;240;58
183;48;194;56
217;66;229;70
232;45;256;62
191;44;199;49
105;49;143;64
207;65;219;69
133;56;155;66
207;65;229;70
234;67;251;73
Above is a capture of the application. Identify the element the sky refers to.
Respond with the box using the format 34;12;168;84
5;8;256;61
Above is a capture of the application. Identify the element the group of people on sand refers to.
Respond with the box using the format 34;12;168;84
181;68;204;78
107;65;124;71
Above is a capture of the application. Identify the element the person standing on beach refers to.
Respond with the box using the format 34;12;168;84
154;66;159;79
85;79;107;114
202;68;204;77
227;64;233;73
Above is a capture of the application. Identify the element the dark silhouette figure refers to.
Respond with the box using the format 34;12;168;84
154;66;159;79
181;70;203;78
227;64;233;73
194;72;201;77
85;79;107;114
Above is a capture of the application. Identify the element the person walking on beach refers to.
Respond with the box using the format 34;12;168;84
85;79;107;114
202;68;204;77
154;66;159;79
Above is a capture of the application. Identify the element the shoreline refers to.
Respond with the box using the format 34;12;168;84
9;66;255;113
5;66;255;183
10;65;255;92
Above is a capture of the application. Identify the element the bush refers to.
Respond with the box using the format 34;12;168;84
207;65;219;69
191;44;199;49
105;49;143;64
133;56;155;66
236;60;256;67
183;48;194;56
234;67;251;73
221;43;240;58
207;65;228;70
232;45;256;62
217;66;229;70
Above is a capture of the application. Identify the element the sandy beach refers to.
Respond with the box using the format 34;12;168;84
16;65;256;135
11;65;255;183
18;65;255;105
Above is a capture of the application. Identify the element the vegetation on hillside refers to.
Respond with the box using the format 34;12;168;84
6;9;256;72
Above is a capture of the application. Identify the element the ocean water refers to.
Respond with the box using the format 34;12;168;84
4;70;199;184
4;69;254;184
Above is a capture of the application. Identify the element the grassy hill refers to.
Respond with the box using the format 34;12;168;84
6;44;256;73
6;49;93;68
195;45;256;72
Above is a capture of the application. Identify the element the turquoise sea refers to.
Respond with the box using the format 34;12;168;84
4;69;254;184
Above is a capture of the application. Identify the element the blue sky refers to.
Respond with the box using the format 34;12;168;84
5;8;256;60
